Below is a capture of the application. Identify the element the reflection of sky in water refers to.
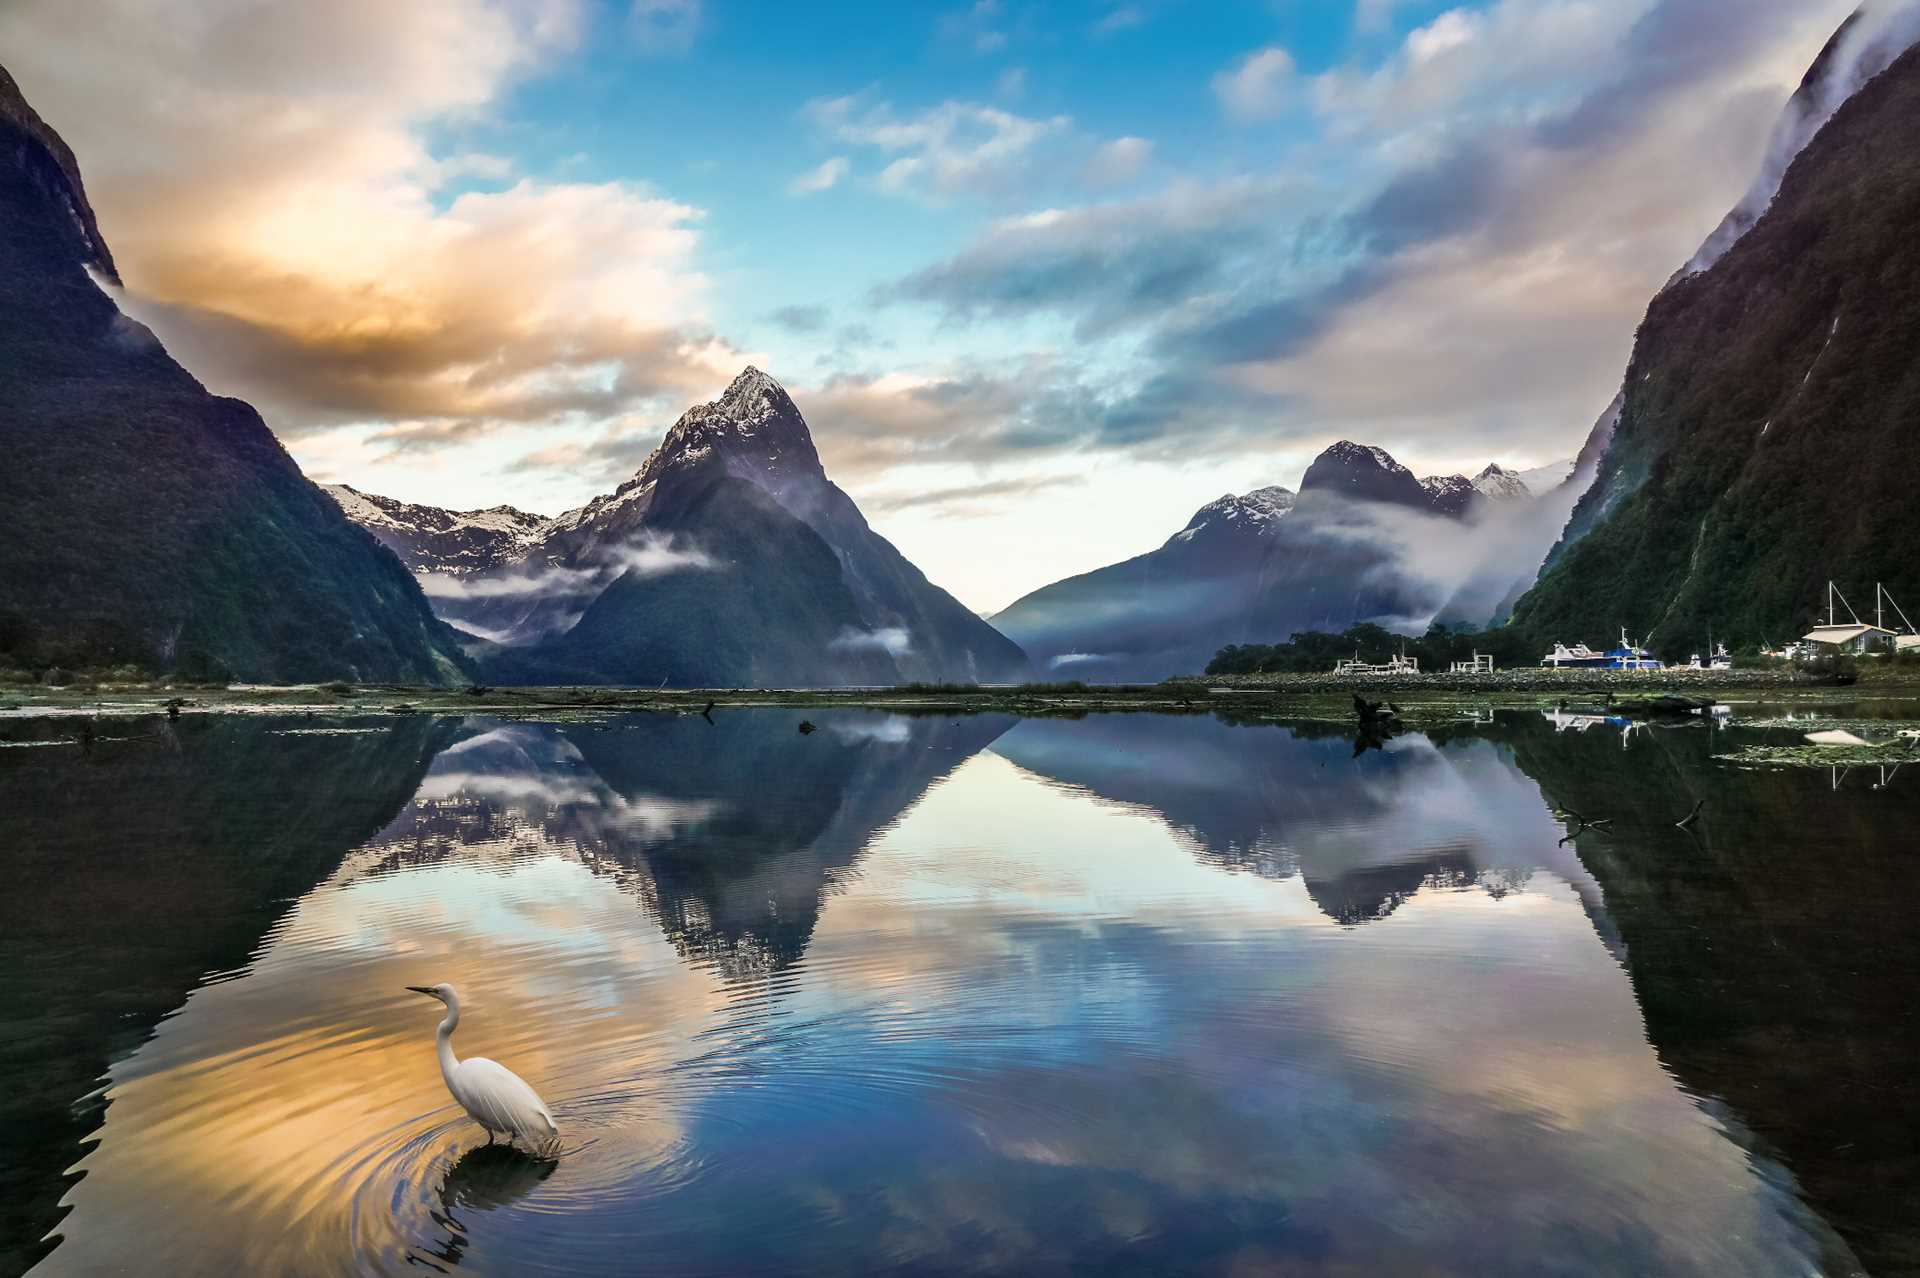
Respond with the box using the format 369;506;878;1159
30;712;1857;1277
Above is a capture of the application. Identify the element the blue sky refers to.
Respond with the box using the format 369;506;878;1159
0;0;1867;608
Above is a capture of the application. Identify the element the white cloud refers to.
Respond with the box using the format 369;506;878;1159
602;532;720;577
1407;8;1480;63
1213;46;1297;121
940;0;1007;53
1094;5;1147;36
829;626;915;656
1082;136;1154;186
788;155;850;195
805;95;1073;201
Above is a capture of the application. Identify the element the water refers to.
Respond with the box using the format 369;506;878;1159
3;706;1917;1276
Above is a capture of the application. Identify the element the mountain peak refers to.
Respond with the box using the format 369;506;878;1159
1299;441;1429;508
1420;473;1479;518
637;365;823;492
715;365;795;424
0;61;119;282
1177;484;1295;538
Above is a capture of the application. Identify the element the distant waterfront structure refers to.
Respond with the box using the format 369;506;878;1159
1450;652;1494;674
1333;651;1419;675
1802;582;1904;654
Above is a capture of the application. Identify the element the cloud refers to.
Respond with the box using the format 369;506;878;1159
1354;0;1403;34
0;0;741;451
995;66;1029;100
602;532;720;577
1213;46;1296;121
876;0;1867;473
1082;136;1153;186
788;155;849;195
419;564;601;600
1093;5;1147;36
939;0;1008;53
767;304;831;333
865;473;1086;516
829;626;914;656
881;176;1314;338
631;0;702;55
805;94;1074;201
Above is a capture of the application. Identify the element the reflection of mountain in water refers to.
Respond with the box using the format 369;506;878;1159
991;714;1576;927
363;710;1014;981
0;715;458;1276
1491;711;1920;1278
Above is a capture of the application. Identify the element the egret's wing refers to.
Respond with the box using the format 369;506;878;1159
455;1057;558;1138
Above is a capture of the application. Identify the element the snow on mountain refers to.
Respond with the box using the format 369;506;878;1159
1469;464;1532;502
1419;473;1479;517
1172;485;1296;542
322;484;551;577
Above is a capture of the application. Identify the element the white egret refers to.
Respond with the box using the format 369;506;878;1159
407;983;559;1153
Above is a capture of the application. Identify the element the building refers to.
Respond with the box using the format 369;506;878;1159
1800;623;1898;654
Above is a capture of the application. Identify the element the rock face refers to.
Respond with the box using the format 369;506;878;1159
397;368;1031;686
1512;29;1920;654
0;63;469;683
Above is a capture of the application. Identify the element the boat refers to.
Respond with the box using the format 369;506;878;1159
1686;642;1734;670
1541;629;1664;671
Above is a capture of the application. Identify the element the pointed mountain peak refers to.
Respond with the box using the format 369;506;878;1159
1471;463;1534;502
632;366;826;499
714;365;796;424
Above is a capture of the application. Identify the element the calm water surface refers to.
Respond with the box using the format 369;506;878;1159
3;706;1917;1276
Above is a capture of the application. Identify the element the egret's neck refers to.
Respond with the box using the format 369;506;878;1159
435;996;461;1083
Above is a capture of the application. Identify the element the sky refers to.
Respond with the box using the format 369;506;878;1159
0;0;1866;612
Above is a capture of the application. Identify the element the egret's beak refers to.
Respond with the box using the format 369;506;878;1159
405;986;435;996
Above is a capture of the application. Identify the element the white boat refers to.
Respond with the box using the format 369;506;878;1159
1542;629;1663;670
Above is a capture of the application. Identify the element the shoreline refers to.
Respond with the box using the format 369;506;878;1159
4;667;1916;722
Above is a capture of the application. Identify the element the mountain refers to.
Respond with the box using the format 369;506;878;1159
321;485;550;579
1420;473;1482;518
992;439;1558;680
391;368;1030;685
1511;22;1920;653
0;63;469;683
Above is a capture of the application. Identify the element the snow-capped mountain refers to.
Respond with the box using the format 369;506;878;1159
1170;486;1296;544
345;368;1030;686
1300;441;1430;507
1469;465;1532;503
1419;474;1480;518
322;485;550;578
